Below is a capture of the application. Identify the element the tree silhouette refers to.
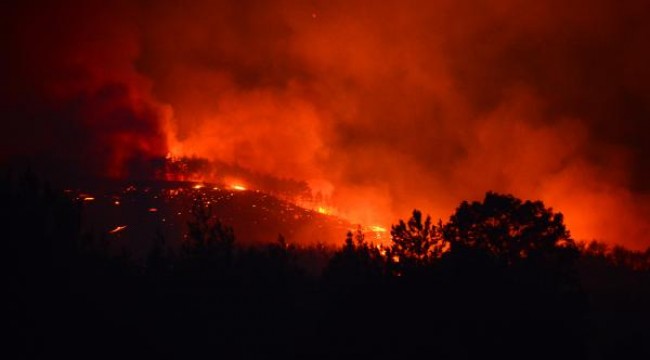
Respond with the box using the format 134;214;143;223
183;201;235;275
442;192;576;266
325;227;384;285
266;234;300;281
147;229;171;279
390;210;446;269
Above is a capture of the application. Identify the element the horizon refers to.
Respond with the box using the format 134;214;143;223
3;1;649;247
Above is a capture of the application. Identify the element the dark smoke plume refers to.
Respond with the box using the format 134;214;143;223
2;0;649;248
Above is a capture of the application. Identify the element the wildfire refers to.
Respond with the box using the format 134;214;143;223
154;155;392;244
230;184;247;191
108;225;127;234
369;225;387;233
316;206;331;215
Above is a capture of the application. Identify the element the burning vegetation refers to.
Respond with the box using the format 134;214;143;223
62;174;388;261
3;0;650;356
2;0;650;249
3;172;650;358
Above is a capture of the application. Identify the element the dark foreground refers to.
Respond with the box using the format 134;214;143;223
3;172;650;359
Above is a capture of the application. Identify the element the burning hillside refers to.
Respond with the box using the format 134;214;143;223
2;0;650;249
66;176;388;260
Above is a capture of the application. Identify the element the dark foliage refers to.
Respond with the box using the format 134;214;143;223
389;210;446;270
325;228;385;283
443;192;577;265
179;201;235;278
3;173;649;359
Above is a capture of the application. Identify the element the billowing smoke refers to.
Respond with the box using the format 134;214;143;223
3;0;649;248
1;1;170;180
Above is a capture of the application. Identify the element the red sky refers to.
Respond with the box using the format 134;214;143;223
2;0;649;248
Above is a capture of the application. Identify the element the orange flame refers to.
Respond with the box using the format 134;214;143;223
230;184;247;191
108;225;127;234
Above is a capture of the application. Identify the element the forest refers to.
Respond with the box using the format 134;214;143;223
3;170;650;359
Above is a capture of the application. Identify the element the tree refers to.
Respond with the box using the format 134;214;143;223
442;192;576;266
147;229;171;277
325;227;385;284
183;201;235;273
390;210;446;268
266;234;299;278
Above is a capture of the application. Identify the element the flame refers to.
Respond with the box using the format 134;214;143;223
230;184;247;191
2;0;649;250
108;225;127;234
316;206;330;215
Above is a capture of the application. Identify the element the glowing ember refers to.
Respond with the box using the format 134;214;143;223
148;208;158;212
316;206;331;215
108;225;127;234
369;225;387;233
230;184;247;191
193;184;205;189
82;196;95;202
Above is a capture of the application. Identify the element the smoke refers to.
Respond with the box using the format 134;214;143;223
3;0;649;248
1;1;170;179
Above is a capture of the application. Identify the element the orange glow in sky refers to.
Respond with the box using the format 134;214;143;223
4;0;650;249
